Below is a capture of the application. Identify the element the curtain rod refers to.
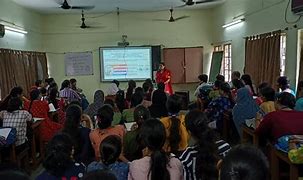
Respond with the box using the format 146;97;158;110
211;40;232;45
0;48;46;54
243;30;284;39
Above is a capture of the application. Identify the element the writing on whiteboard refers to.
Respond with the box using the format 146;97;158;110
65;52;93;76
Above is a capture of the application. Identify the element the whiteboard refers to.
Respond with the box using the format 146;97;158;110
64;52;93;76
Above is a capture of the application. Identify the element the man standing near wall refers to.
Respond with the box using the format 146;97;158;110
156;62;173;95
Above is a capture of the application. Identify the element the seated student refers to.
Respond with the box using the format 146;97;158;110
255;82;271;106
216;74;225;82
0;97;32;149
179;110;231;180
295;81;303;111
208;80;223;101
40;87;48;101
123;105;150;161
256;87;276;120
194;74;209;97
219;144;269;180
148;89;168;118
62;104;94;165
83;170;117;180
85;90;104;121
160;95;189;155
39;103;63;142
232;88;259;137
277;76;296;96
288;135;303;164
241;74;257;96
128;120;183;180
231;79;245;101
48;88;66;124
106;80;120;100
143;79;154;101
207;82;234;131
142;82;152;107
115;90;128;113
24;89;49;119
104;99;122;126
36;133;86;180
89;105;125;160
45;78;55;90
87;135;129;180
0;86;25;111
122;92;143;123
255;92;303;143
59;80;81;103
126;80;136;103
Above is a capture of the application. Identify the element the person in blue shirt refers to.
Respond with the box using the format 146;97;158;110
277;76;296;96
87;135;129;180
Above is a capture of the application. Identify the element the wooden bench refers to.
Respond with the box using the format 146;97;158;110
241;125;259;146
270;144;300;180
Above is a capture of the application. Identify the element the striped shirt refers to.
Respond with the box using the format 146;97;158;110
179;140;231;180
59;88;81;103
0;110;32;146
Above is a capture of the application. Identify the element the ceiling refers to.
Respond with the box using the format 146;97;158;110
12;0;226;14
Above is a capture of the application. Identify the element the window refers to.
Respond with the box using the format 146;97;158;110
280;34;286;76
214;44;232;82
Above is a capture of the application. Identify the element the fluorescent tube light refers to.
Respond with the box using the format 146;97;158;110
222;19;245;28
5;26;27;34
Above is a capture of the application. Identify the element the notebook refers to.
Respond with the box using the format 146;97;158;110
0;128;12;139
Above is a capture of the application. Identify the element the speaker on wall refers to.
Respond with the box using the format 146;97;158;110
152;46;161;71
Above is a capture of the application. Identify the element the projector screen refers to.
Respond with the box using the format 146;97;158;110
100;47;152;82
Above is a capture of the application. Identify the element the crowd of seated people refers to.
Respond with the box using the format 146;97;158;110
0;73;303;180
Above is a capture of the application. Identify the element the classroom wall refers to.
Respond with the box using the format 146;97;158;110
0;0;43;51
42;10;214;102
211;0;303;89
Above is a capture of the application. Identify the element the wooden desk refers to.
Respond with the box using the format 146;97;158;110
270;145;299;180
241;125;259;146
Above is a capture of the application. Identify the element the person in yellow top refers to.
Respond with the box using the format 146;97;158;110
256;87;276;126
160;95;189;156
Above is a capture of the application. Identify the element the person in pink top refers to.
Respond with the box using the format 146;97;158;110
128;119;183;180
90;105;125;160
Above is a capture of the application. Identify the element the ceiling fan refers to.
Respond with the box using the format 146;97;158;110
153;8;189;22
178;0;219;7
56;0;95;10
80;10;105;29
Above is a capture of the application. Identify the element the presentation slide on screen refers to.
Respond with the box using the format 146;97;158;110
100;47;152;81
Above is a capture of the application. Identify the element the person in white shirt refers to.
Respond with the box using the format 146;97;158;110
194;74;208;97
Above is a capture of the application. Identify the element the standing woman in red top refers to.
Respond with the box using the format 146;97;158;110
156;62;173;95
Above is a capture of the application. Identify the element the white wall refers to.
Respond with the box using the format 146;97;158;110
0;0;43;51
212;0;303;88
42;10;214;102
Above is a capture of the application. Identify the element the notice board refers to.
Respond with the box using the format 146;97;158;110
64;52;93;76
